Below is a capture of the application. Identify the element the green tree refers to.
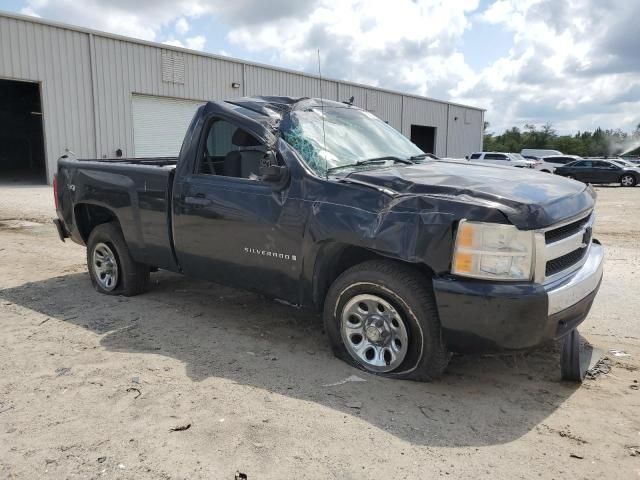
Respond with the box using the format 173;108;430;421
481;122;640;157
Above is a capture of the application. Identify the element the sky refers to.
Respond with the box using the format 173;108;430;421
1;0;638;135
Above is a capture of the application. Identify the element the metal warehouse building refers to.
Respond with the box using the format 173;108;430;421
0;11;484;184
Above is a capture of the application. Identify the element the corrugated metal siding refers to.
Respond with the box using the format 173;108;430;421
336;84;402;131
244;65;338;100
0;12;483;182
401;97;448;157
446;105;484;158
0;16;96;180
92;36;244;160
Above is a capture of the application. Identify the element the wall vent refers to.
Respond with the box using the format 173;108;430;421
162;51;185;84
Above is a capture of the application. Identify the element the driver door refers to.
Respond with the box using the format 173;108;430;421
570;160;593;182
172;105;303;302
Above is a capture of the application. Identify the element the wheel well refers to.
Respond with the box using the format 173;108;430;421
74;204;119;243
313;243;433;309
620;173;636;181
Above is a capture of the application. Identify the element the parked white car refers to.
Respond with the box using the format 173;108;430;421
537;154;583;173
468;152;538;168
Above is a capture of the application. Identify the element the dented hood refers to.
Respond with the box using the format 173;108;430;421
346;160;596;229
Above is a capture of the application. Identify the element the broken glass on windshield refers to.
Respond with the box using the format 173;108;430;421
281;106;424;176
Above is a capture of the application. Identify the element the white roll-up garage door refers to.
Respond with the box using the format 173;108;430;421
132;95;205;157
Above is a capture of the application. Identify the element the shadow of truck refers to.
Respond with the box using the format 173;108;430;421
0;270;579;447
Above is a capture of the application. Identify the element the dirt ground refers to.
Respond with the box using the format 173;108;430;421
1;181;639;479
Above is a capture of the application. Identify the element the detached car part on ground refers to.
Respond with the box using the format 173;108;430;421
53;96;604;381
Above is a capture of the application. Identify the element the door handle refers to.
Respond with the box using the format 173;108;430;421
184;194;212;206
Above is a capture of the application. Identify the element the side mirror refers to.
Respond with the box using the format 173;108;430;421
260;164;288;182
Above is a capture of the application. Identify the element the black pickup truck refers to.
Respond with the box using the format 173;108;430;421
54;96;604;381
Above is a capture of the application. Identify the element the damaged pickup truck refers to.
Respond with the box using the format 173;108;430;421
53;96;604;381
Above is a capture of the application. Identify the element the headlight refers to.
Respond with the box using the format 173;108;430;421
452;220;534;281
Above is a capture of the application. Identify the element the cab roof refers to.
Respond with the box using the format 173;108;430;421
223;96;354;119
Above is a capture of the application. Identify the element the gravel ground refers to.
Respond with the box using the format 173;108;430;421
0;182;639;479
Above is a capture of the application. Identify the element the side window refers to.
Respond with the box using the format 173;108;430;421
198;119;269;179
485;153;504;160
573;161;591;168
597;161;617;169
470;153;481;159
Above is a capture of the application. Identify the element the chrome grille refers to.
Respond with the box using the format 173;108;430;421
545;216;591;244
545;247;588;276
534;211;594;284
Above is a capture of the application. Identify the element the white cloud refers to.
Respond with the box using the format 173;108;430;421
175;17;190;35
16;0;640;133
454;0;640;133
162;39;184;48
185;35;205;50
162;35;205;51
226;0;479;99
19;6;41;17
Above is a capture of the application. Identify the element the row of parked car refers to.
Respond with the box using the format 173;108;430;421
465;149;640;187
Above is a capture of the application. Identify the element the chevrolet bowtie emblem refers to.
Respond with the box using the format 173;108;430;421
581;226;592;248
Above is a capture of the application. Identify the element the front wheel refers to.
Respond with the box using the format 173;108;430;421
87;222;150;296
620;174;637;187
323;260;450;381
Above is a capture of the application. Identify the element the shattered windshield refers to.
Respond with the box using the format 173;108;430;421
280;106;424;176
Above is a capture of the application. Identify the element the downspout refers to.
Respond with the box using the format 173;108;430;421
89;33;99;157
445;103;450;157
400;95;405;136
241;62;246;97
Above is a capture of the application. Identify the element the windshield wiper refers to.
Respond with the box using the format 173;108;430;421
409;153;439;161
326;156;413;175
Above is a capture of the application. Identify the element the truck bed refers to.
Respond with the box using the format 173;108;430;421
56;156;179;271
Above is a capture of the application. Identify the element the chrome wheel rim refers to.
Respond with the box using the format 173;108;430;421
621;175;634;186
340;294;409;373
92;243;118;291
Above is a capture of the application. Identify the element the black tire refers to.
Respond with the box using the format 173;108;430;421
86;222;150;296
323;260;450;381
620;174;637;187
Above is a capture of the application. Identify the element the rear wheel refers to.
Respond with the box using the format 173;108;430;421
87;222;150;296
323;260;450;381
620;174;637;187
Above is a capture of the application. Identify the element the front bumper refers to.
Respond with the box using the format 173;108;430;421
432;241;604;353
